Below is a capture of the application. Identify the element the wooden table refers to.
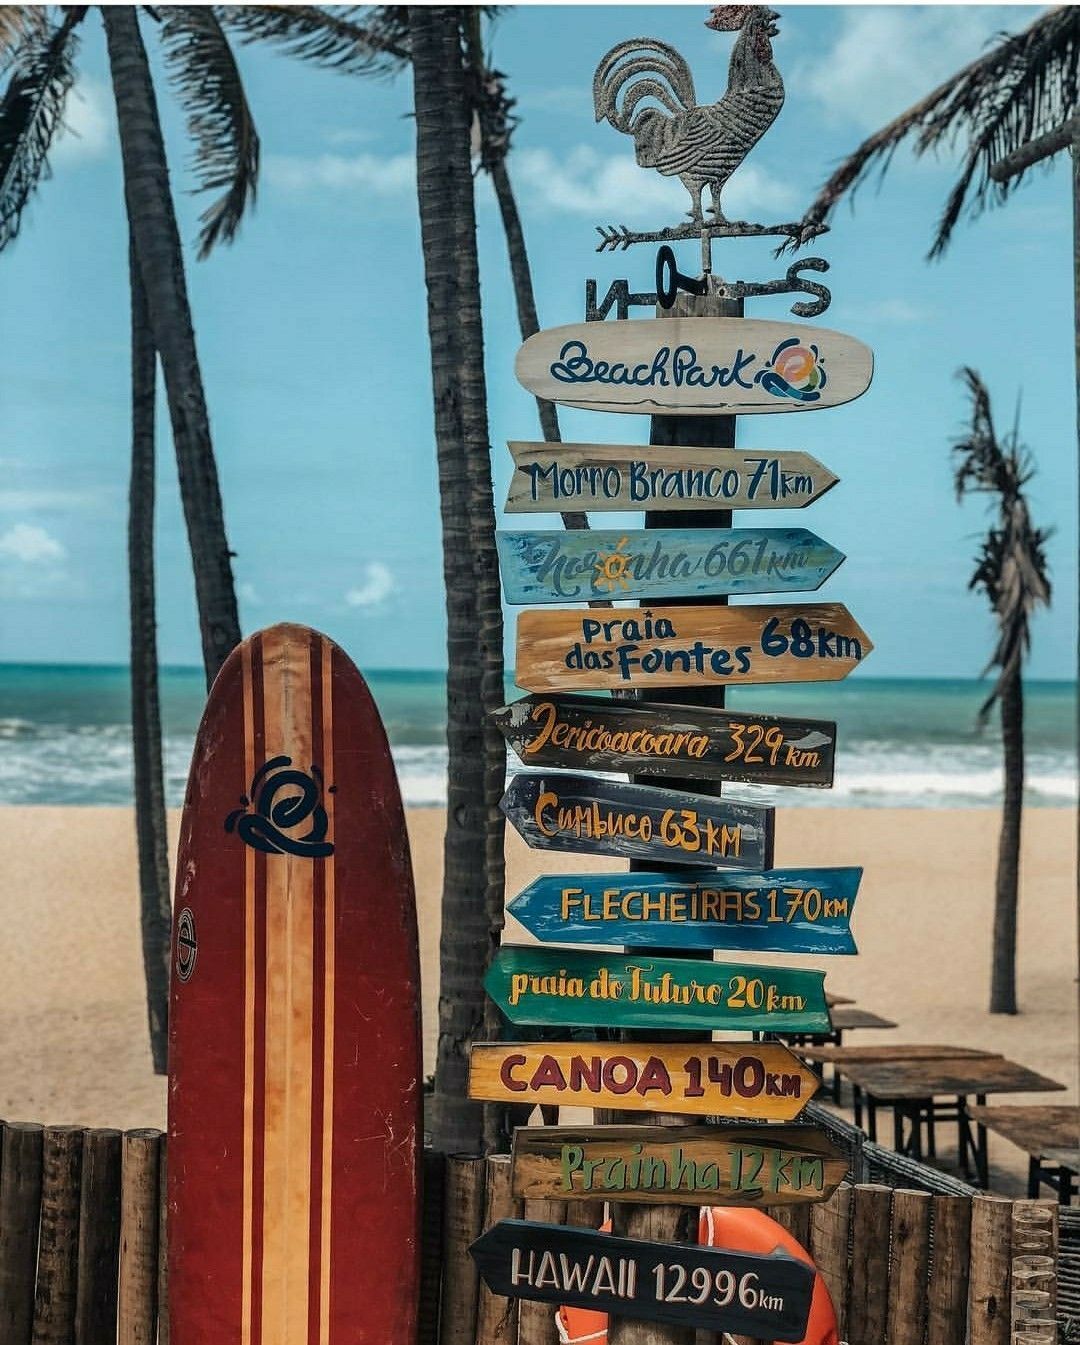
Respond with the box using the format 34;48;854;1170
824;991;855;1007
768;1008;899;1100
835;1056;1067;1187
968;1103;1079;1202
796;1043;995;1105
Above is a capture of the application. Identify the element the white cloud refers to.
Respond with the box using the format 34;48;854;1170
238;581;261;605
266;152;415;195
794;7;1036;132
52;78;112;164
0;523;66;564
513;145;796;222
345;561;395;609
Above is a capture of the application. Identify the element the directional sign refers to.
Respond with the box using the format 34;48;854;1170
485;946;830;1034
504;442;839;513
468;1042;820;1121
470;1220;815;1341
514;603;873;693
506;869;861;956
514;317;874;416
500;772;774;871
492;695;836;788
510;1124;849;1207
497;527;844;604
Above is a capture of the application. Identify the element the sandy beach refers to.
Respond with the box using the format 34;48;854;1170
1;805;1075;1194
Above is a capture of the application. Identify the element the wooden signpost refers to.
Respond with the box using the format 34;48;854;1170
492;694;837;787
497;527;845;603
484;946;830;1033
515;317;873;415
468;1042;820;1121
504;441;840;513
510;1123;848;1207
470;1220;816;1340
500;771;774;870
514;603;873;692
506;868;861;956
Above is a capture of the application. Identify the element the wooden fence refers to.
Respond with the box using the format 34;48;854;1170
0;1120;1060;1344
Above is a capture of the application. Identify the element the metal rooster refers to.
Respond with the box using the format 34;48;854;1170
593;5;784;224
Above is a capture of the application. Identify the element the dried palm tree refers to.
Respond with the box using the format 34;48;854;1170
797;6;1079;256
953;368;1052;1014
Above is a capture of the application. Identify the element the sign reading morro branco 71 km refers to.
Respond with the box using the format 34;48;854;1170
497;528;844;603
510;1124;848;1208
506;868;861;957
504;443;839;513
470;1221;816;1342
485;946;829;1034
515;317;873;416
515;604;872;693
492;695;837;788
501;772;774;871
468;1042;819;1121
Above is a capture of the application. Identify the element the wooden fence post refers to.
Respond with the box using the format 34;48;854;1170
438;1155;485;1345
0;1121;44;1345
518;1197;567;1345
156;1136;169;1345
810;1181;851;1341
885;1188;931;1345
31;1124;85;1345
475;1155;521;1345
117;1128;162;1345
846;1183;892;1345
75;1127;123;1345
969;1192;1013;1345
927;1193;972;1345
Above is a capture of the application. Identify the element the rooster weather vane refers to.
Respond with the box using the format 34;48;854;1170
590;5;830;316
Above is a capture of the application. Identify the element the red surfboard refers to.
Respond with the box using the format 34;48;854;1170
168;623;422;1345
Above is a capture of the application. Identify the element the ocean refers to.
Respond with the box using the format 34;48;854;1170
0;664;1074;810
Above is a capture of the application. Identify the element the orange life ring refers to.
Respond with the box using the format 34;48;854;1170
557;1210;838;1345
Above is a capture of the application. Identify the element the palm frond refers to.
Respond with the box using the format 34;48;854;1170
215;5;410;77
159;7;260;259
798;7;1080;255
0;6;48;68
0;9;80;250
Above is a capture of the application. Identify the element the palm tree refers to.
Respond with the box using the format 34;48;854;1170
953;368;1052;1014
796;7;1079;256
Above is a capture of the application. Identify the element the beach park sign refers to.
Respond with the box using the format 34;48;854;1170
515;317;873;416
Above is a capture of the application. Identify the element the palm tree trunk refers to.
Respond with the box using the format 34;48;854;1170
102;5;240;688
128;234;172;1075
990;664;1024;1013
410;4;505;1155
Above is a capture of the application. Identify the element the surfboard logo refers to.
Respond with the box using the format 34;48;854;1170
225;755;335;858
176;907;198;982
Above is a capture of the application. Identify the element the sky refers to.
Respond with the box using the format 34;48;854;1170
1;3;1076;680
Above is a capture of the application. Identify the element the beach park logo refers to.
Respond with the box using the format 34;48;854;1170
175;907;198;982
755;338;827;403
225;756;335;859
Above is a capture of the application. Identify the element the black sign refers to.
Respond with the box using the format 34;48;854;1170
469;1219;814;1341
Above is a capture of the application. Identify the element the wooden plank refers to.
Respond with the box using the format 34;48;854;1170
809;1183;851;1339
486;946;830;1035
0;1121;44;1345
32;1124;85;1345
439;1155;485;1345
500;772;774;871
514;318;874;416
118;1129;161;1345
507;868;860;956
767;1203;812;1249
885;1189;931;1345
826;1007;897;1031
830;1057;1066;1100
469;1219;816;1340
515;603;873;693
965;1104;1079;1156
517;1199;566;1345
846;1183;892;1345
798;1044;994;1064
468;1043;819;1122
926;1194;971;1345
504;442;839;513
75;1128;123;1345
492;695;837;788
511;1125;847;1207
968;1193;1012;1345
474;1156;521;1345
497;527;845;603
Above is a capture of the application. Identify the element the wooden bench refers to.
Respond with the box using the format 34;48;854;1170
968;1104;1079;1203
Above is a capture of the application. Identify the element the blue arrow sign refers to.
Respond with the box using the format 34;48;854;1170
506;869;861;956
497;527;844;604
